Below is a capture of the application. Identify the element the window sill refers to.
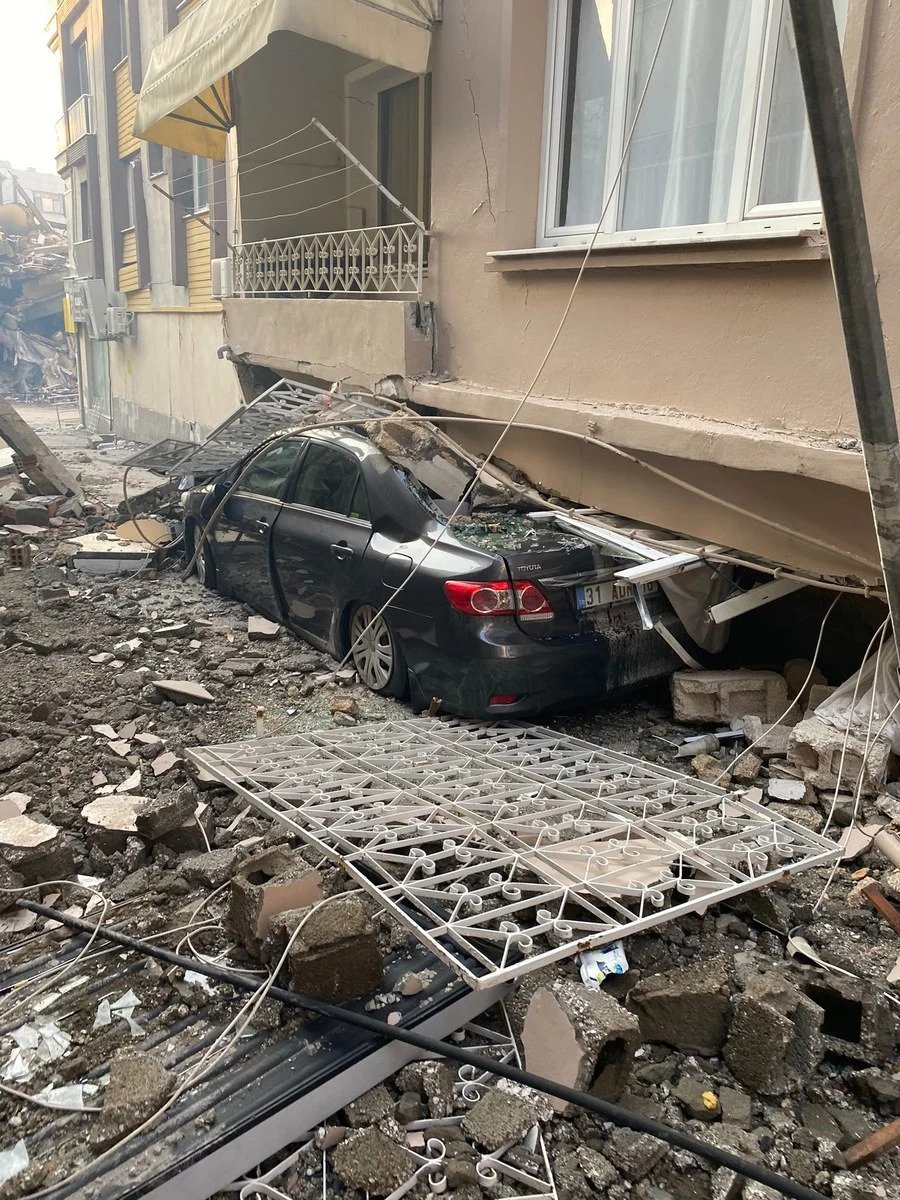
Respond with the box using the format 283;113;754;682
184;207;210;219
486;232;829;273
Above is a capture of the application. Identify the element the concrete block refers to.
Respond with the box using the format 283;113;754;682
741;717;792;759
396;1061;455;1119
0;815;73;884
732;752;763;784
460;1087;535;1151
724;972;823;1095
332;1128;414;1195
809;684;837;711
672;671;789;725
134;791;196;841
801;976;897;1066
228;843;322;957
89;1050;176;1152
628;957;730;1055
156;802;214;853
604;1127;668;1182
2;501;50;527
521;979;640;1114
788;717;892;796
180;848;241;889
285;895;383;1003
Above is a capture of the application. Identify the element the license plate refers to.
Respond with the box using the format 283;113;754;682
576;582;613;611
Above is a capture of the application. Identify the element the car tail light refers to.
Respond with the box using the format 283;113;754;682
490;694;520;706
444;580;553;620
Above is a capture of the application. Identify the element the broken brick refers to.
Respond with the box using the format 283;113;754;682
521;979;640;1114
461;1087;535;1151
0;815;73;884
285;895;383;1004
788;717;891;796
134;791;196;841
801;975;896;1066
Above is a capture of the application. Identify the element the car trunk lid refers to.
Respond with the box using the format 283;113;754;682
452;514;649;639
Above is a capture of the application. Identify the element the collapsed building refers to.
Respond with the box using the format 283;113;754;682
0;201;73;397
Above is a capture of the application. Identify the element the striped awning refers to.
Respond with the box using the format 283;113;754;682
134;0;440;159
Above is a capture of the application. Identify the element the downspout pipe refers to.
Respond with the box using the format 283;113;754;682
788;0;900;640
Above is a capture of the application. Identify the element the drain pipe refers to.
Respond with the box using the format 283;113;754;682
18;901;828;1200
788;0;900;641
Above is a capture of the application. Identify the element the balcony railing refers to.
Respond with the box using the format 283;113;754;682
57;94;94;152
232;224;427;299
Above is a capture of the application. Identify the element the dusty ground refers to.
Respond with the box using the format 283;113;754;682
0;411;898;1200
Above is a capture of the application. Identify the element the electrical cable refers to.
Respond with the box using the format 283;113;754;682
0;882;110;1024
0;1080;102;1116
16;899;830;1200
4;896;354;1200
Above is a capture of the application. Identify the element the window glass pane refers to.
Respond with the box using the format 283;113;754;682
349;477;371;523
559;0;618;228
241;442;304;500
192;157;210;211
620;0;752;231
757;0;847;207
378;78;421;225
289;443;362;517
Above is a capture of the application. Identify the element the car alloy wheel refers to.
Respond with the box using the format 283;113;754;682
196;542;208;586
349;604;395;692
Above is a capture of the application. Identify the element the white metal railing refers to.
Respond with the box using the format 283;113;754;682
59;95;93;149
232;224;427;298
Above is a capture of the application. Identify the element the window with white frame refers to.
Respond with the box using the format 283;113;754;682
191;156;210;213
541;0;848;248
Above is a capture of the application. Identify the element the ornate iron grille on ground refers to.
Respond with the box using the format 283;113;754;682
232;224;426;298
188;719;839;990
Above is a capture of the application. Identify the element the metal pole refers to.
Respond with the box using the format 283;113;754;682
788;0;900;635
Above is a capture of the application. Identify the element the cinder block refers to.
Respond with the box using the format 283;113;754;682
724;972;823;1095
672;671;789;725
227;843;323;957
801;976;897;1066
788;717;891;796
628;957;730;1055
521;979;640;1114
285;895;383;1003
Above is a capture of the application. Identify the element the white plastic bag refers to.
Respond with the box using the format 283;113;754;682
815;641;900;753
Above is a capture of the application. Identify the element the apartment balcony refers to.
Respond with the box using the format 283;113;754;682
56;95;94;168
232;224;427;300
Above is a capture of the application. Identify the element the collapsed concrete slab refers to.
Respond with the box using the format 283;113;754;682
521;979;640;1114
788;717;892;796
672;671;789;725
724;972;824;1095
628;957;730;1055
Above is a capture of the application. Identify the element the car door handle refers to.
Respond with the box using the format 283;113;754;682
331;542;354;562
255;519;270;534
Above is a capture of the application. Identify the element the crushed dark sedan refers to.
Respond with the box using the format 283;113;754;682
183;417;690;717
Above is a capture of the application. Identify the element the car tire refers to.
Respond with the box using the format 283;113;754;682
348;602;408;699
191;524;217;591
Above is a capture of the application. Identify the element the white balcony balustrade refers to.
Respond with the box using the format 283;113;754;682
233;224;427;299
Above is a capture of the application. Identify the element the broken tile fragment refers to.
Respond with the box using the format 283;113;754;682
248;616;282;640
151;751;180;777
153;679;214;704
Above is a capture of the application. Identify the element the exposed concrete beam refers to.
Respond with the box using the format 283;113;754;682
0;397;83;499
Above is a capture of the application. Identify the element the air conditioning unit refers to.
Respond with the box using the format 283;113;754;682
211;257;233;300
107;306;136;339
65;278;108;340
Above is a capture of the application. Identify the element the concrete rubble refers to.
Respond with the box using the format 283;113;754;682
0;428;898;1200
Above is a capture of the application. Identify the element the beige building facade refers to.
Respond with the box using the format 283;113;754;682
66;0;891;583
49;0;242;442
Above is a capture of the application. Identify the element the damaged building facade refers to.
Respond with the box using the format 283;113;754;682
47;0;243;440
52;0;886;583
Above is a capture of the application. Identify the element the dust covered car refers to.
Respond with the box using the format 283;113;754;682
183;420;691;717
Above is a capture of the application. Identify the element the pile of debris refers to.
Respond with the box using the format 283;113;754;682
0;204;73;397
